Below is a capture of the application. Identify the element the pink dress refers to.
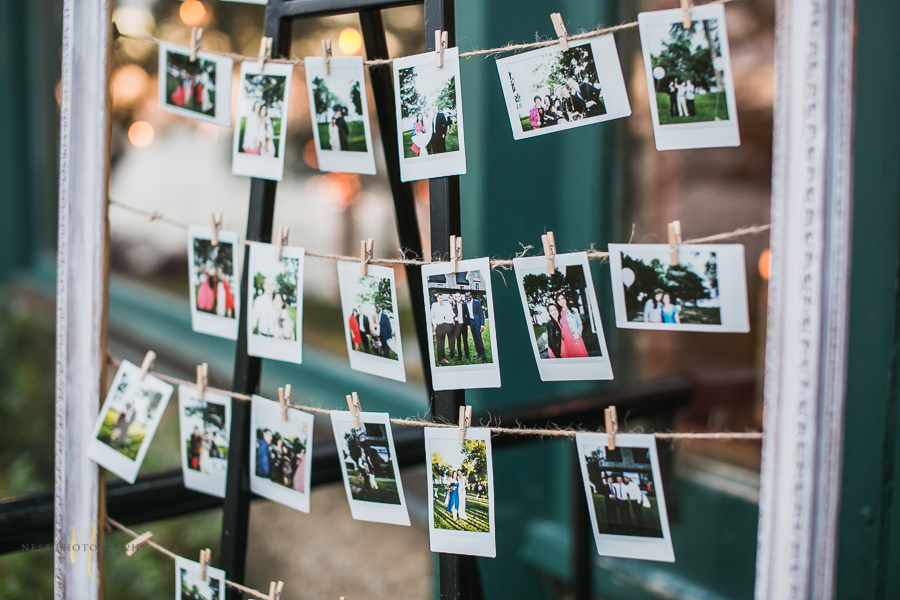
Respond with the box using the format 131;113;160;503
559;313;588;358
529;106;542;129
197;276;215;311
411;122;425;154
292;454;306;493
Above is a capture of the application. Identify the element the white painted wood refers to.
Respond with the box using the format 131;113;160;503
755;0;856;598
54;0;112;598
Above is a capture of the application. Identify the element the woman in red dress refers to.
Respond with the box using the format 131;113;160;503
349;309;362;351
556;293;589;358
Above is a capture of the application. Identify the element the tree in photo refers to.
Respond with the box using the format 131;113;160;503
184;401;227;437
350;80;363;116
399;67;424;118
193;240;234;276
538;46;599;93
435;75;457;110
244;74;286;111
312;76;341;117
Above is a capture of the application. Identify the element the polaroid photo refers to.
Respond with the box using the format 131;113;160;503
425;427;496;557
336;260;406;382
157;42;233;127
87;360;174;483
178;385;231;498
638;3;740;150
175;556;226;600
188;226;241;340
513;252;613;381
304;56;377;175
576;432;675;562
250;395;314;513
392;47;466;182
330;410;411;526
232;61;294;181
246;242;305;364
608;243;749;333
421;257;501;390
496;34;631;140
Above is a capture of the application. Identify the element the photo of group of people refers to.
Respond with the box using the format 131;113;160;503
304;56;377;175
247;244;305;364
513;253;613;381
393;48;466;181
159;43;232;127
176;557;225;600
179;387;231;498
576;433;674;562
422;258;500;390
188;226;239;340
331;411;410;526
250;395;314;513
497;34;631;140
609;243;749;333
638;4;739;150
87;360;174;483
337;262;406;382
426;427;495;557
232;62;293;181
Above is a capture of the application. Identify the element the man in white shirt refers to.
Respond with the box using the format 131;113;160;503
623;476;645;529
251;281;277;337
614;475;632;528
431;294;454;365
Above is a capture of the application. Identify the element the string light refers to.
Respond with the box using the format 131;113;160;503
179;1;207;27
338;28;363;54
127;121;155;147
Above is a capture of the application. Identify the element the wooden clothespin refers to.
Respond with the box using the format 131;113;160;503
210;212;222;246
322;39;333;75
258;36;273;71
346;391;362;430
680;0;693;30
189;27;203;62
278;385;292;420
550;13;569;52
267;581;285;600
274;226;289;261
196;363;208;399
360;238;374;275
138;350;156;381
541;231;557;275
457;405;473;444
199;548;211;581
125;531;153;556
604;406;618;451
667;220;682;265
434;30;449;67
449;235;462;273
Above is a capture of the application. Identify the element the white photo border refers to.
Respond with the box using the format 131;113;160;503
157;42;233;127
336;260;407;382
637;4;740;151
174;556;226;600
188;225;241;340
330;410;411;526
421;257;501;390
87;360;174;483
304;56;377;175
513;252;614;381
231;61;294;181
496;34;631;141
245;242;306;364
392;47;467;182
425;427;496;558
249;395;314;514
178;385;231;498
608;243;750;333
575;432;675;562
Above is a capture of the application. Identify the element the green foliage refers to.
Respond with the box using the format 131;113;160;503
317;121;368;152
653;91;730;124
536;45;598;92
184;401;227;435
435;75;456;110
192;239;233;275
650;19;722;92
243;73;286;110
398;67;422;118
355;275;393;311
431;451;451;481
311;76;340;116
522;271;570;313
432;487;491;532
350;80;363;116
462;440;487;478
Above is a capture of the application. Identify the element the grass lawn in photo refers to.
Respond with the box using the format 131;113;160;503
96;410;145;460
237;117;282;157
166;77;216;116
354;342;399;361
432;320;492;367
317;121;367;152
252;306;297;335
590;492;663;538
433;485;491;532
626;305;721;324
654;91;729;125
518;99;609;132
402;128;460;159
347;468;401;504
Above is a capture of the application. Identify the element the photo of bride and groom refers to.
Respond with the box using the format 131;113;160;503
398;65;459;158
249;259;300;342
430;438;491;533
233;61;293;181
311;75;367;153
179;389;230;497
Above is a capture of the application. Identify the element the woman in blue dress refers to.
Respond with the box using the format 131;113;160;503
661;293;681;324
446;470;461;520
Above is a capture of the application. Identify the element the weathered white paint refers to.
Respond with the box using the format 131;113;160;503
54;0;112;598
755;0;855;598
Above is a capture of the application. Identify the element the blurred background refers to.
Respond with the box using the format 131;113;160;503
0;0;774;598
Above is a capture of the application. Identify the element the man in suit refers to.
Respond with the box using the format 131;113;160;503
359;310;372;353
623;476;645;530
567;77;605;118
334;107;350;150
614;475;632;529
465;292;486;362
426;106;450;154
431;294;454;365
376;304;393;358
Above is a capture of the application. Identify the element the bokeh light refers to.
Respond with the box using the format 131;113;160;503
758;248;771;281
179;1;207;27
127;121;155;147
338;28;363;54
111;65;149;108
302;140;319;169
